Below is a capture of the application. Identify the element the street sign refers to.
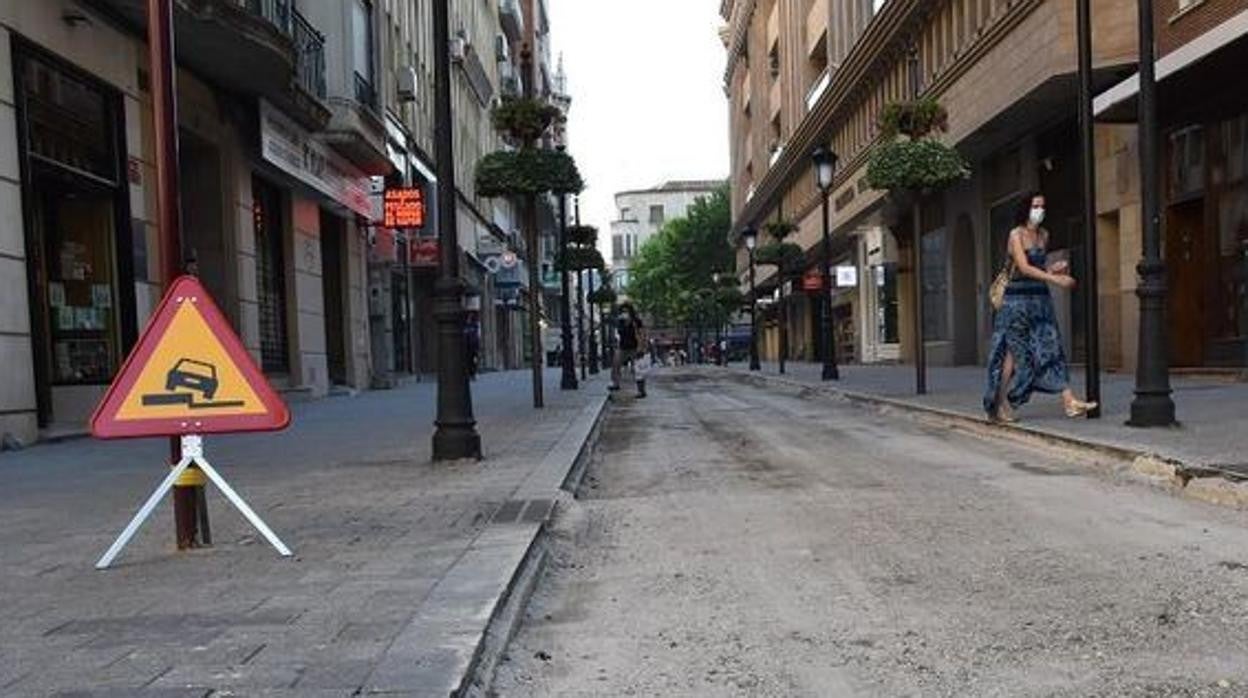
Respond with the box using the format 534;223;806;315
836;265;859;288
410;237;438;267
383;186;426;229
91;276;290;439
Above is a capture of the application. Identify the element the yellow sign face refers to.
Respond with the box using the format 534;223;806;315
114;301;266;421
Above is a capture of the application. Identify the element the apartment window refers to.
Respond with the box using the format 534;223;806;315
353;0;377;109
649;205;665;225
613;234;624;260
621;206;632;220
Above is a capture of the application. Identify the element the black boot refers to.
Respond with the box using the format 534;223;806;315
636;379;646;398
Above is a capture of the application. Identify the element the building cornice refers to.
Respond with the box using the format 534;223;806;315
733;0;1043;235
721;0;756;86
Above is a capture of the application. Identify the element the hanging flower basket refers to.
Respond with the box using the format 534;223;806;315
878;98;949;140
754;241;805;277
557;246;604;272
588;286;617;306
492;96;565;143
567;224;598;247
475;148;584;198
865;138;970;193
764;220;798;241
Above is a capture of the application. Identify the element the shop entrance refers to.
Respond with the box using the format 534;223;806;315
1166;197;1208;367
15;45;135;429
320;210;348;386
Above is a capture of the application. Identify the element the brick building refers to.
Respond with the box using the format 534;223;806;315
722;0;1139;369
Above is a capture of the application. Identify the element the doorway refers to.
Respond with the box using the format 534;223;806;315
179;131;229;316
319;210;348;386
391;248;412;374
1166;198;1208;366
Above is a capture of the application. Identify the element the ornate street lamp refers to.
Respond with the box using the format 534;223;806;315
744;226;760;371
431;0;480;459
557;187;577;391
813;145;840;381
1128;0;1176;426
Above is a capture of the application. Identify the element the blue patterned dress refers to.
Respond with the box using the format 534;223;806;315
983;247;1069;416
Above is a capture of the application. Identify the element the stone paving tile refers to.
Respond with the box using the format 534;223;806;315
0;371;605;695
731;362;1248;466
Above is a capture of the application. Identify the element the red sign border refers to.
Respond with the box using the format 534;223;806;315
90;276;291;439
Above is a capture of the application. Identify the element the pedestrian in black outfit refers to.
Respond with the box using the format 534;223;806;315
610;301;646;398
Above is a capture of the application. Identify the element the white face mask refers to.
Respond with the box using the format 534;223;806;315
1029;207;1046;226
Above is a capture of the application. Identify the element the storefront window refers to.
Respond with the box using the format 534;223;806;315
40;186;120;385
17;50;126;390
922;228;949;341
874;263;899;344
1217;115;1248;343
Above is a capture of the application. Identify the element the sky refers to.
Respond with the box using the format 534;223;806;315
547;0;729;258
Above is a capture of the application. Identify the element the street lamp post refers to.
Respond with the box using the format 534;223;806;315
587;268;600;373
1128;0;1176;427
744;226;761;371
1076;0;1102;418
431;0;481;460
557;189;577;391
813;146;840;381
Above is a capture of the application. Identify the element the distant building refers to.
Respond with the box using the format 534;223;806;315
609;180;725;289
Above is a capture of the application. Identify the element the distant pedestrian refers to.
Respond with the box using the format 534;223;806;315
610;301;647;398
984;192;1096;422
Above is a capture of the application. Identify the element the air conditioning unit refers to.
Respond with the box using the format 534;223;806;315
495;35;510;63
397;66;418;103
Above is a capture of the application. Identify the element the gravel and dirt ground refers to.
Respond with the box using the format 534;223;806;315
493;369;1248;697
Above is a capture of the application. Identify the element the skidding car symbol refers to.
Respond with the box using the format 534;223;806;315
140;358;245;409
166;358;219;399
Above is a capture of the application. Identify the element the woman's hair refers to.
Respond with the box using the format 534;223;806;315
620;302;638;320
1013;191;1044;227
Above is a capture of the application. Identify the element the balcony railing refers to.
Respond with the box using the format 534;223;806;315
354;72;378;111
292;11;326;100
243;0;292;35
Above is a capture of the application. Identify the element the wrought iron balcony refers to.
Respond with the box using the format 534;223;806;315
354;73;378;112
86;0;330;128
292;10;327;100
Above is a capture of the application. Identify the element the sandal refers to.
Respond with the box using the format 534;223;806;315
1064;399;1097;418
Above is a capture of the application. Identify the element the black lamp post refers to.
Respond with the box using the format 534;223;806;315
431;0;480;460
557;189;577;391
1128;0;1176;427
744;226;761;370
587;267;600;373
813;145;840;381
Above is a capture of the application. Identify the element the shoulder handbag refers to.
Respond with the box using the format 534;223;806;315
989;258;1015;311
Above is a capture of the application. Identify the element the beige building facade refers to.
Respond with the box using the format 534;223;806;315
723;0;1141;371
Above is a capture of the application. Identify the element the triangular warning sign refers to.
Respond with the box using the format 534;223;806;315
91;276;290;439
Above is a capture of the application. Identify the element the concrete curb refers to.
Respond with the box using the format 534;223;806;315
715;368;1248;511
361;393;609;697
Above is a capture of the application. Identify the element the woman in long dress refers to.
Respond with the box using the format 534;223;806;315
984;192;1098;423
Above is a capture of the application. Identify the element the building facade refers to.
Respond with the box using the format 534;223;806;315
609;180;724;289
0;0;570;447
723;0;1140;371
1094;0;1248;370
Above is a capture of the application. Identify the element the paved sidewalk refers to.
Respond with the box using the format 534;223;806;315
722;361;1248;469
0;369;607;696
